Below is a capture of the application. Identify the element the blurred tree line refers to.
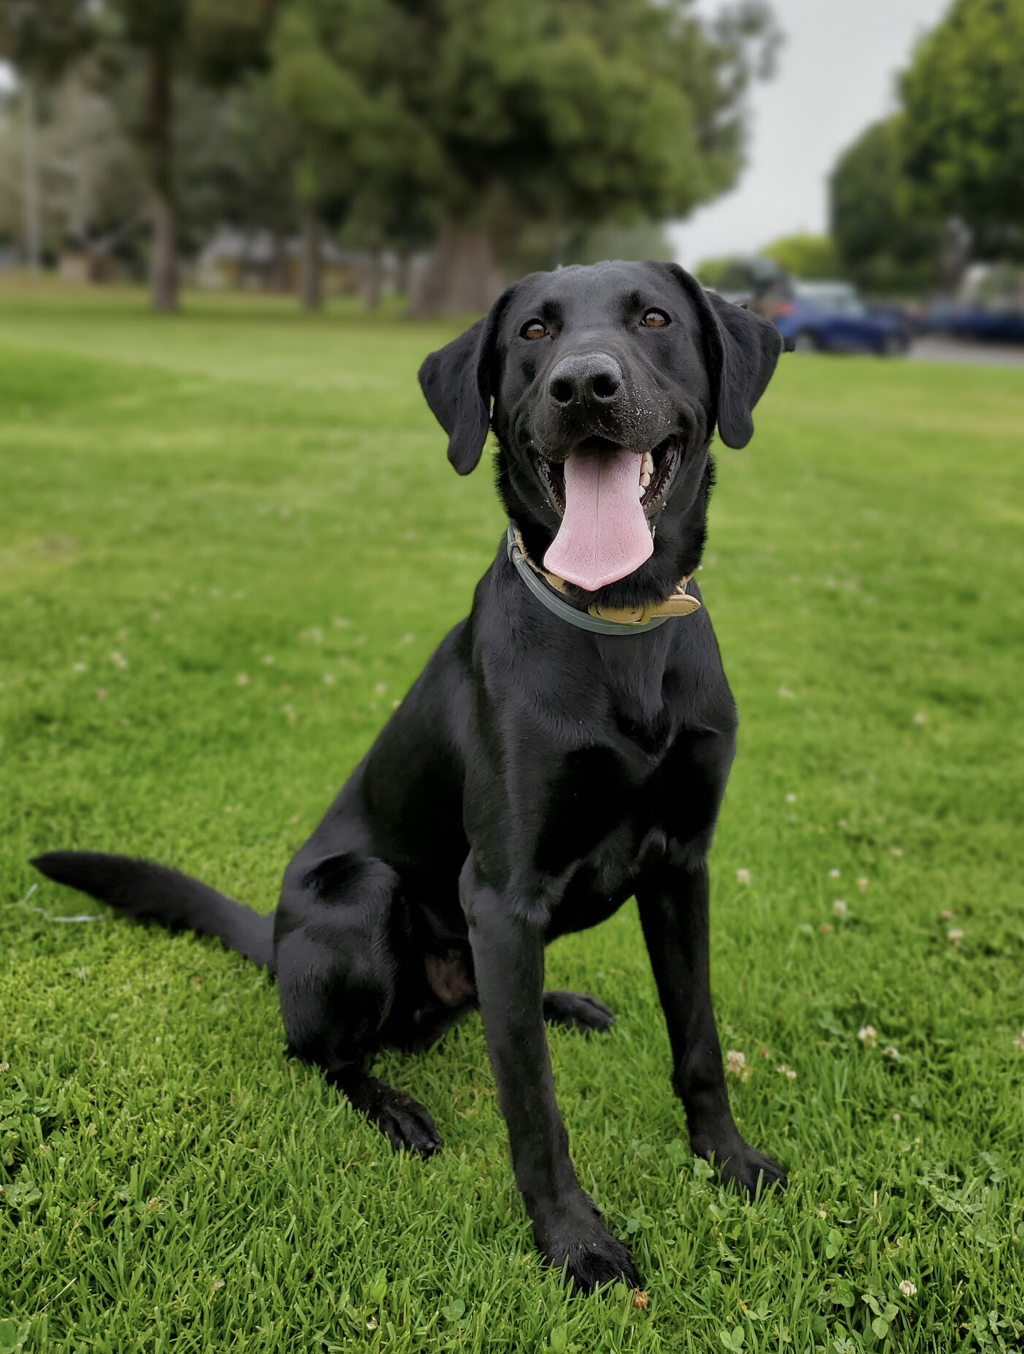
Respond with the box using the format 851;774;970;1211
829;0;1024;296
0;0;780;313
696;0;1023;300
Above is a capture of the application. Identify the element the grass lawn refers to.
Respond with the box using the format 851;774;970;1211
1;286;1022;1354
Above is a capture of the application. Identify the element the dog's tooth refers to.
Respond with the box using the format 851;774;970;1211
640;472;651;487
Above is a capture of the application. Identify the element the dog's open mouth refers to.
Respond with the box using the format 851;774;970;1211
535;437;680;592
536;436;679;521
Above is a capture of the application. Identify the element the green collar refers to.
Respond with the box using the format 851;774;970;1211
505;525;701;637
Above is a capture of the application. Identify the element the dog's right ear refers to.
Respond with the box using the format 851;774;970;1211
418;288;514;475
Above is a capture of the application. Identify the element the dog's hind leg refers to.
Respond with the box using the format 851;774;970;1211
275;850;441;1157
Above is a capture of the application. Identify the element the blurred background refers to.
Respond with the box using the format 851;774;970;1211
0;0;1021;351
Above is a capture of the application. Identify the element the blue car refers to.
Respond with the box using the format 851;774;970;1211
764;282;911;356
940;305;1024;344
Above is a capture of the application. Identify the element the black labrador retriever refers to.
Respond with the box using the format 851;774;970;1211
33;260;786;1293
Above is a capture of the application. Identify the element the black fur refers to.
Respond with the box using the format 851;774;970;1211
33;261;786;1294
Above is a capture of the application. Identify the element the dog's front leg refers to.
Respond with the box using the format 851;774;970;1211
459;855;640;1293
637;848;787;1195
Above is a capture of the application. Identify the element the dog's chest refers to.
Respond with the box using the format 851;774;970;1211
548;819;663;937
534;745;674;935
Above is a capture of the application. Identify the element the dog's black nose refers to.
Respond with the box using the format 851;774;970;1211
548;353;623;408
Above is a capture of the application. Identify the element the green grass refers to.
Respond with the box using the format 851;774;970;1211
1;287;1023;1354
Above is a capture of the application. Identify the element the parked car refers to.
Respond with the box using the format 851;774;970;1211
756;281;912;355
924;304;1024;344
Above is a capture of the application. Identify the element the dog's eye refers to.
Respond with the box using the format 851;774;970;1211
521;321;548;341
641;310;670;329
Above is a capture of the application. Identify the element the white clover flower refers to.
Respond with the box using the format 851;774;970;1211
858;1025;878;1046
899;1280;917;1298
725;1050;751;1082
833;899;848;917
736;868;751;885
726;1049;745;1070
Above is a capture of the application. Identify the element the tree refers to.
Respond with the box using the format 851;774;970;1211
829;117;940;294
100;0;274;311
693;254;782;295
900;0;1024;263
0;0;95;268
199;71;300;287
401;0;780;315
758;233;839;281
269;0;436;309
0;62;147;274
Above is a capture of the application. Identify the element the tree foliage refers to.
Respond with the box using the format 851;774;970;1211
693;254;781;294
0;0;94;81
829;117;940;294
402;0;778;311
758;233;839;280
260;0;779;313
900;0;1024;257
408;0;776;228
0;0;780;312
99;0;274;309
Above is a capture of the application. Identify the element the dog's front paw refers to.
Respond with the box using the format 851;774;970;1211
537;1201;641;1294
717;1143;787;1196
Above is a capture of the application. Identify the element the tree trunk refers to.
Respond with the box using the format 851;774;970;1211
150;193;177;310
939;214;972;299
395;250;412;299
144;47;178;312
21;78;41;273
268;230;289;291
408;218;502;317
363;248;384;309
299;208;322;310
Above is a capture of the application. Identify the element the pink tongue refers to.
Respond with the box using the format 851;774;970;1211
543;449;653;591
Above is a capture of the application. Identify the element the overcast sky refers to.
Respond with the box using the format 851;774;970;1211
670;0;952;269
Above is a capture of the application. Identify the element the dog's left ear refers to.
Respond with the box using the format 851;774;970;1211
661;264;783;450
418;287;516;475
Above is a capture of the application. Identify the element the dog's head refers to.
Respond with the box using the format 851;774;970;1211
419;261;782;606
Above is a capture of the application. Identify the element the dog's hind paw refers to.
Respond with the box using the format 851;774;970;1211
374;1089;442;1158
543;990;615;1034
332;1071;442;1158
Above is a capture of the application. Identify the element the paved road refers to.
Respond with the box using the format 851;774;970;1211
908;337;1024;367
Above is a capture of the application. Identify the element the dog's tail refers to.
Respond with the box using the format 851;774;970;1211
30;851;275;970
